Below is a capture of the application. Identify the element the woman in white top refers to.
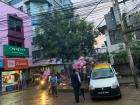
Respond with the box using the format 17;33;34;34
48;75;52;95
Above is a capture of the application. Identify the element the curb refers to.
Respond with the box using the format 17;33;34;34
1;86;35;95
1;83;140;94
58;83;140;93
58;89;88;93
120;82;140;85
2;90;20;95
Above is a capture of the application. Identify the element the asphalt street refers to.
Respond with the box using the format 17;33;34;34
0;85;140;105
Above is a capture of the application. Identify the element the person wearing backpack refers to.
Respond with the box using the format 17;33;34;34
50;73;58;97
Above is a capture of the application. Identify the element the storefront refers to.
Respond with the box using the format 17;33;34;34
2;70;21;92
2;58;29;92
1;45;29;92
0;58;4;94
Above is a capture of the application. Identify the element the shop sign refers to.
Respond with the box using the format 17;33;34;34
0;58;4;68
4;58;29;70
4;45;29;57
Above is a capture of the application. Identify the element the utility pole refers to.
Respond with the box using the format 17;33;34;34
113;0;139;88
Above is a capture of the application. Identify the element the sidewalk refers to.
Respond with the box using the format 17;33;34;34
118;76;140;84
1;84;36;95
58;76;140;92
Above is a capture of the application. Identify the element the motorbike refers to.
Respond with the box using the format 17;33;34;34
39;79;47;89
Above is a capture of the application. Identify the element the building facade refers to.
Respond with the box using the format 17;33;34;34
2;0;72;61
0;1;32;92
2;0;72;27
99;0;140;65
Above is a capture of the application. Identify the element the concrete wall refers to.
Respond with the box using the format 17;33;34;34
105;29;125;64
113;63;132;76
94;35;106;48
4;0;28;12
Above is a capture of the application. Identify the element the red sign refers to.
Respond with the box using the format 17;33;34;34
4;58;29;70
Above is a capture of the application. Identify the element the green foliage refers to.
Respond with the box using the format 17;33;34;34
112;51;128;64
131;41;140;55
33;9;95;61
121;13;128;32
98;53;109;62
131;41;140;69
112;41;140;67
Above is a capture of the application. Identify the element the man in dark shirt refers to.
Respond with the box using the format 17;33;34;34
71;69;81;103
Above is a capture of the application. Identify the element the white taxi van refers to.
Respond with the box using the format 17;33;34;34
89;63;121;99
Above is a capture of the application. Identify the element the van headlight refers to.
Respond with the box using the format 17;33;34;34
89;85;95;90
111;83;118;89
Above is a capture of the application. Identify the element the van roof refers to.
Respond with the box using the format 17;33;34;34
93;63;110;70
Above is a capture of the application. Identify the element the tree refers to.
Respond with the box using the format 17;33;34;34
33;9;95;62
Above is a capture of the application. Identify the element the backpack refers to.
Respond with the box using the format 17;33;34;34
50;76;57;86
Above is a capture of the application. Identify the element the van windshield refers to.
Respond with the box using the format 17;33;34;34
91;68;114;80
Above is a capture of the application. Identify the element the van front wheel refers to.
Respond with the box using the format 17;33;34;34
118;92;122;98
117;88;122;99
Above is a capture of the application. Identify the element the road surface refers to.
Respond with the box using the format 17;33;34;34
0;85;140;105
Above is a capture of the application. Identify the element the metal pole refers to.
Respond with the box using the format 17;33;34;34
113;0;139;88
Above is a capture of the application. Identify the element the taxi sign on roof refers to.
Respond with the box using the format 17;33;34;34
93;64;110;70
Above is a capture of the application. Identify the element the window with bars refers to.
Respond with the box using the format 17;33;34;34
8;16;23;32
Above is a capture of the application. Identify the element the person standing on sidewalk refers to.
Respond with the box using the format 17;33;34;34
80;81;85;100
48;74;52;95
50;73;58;97
22;73;27;89
71;69;81;103
17;78;21;90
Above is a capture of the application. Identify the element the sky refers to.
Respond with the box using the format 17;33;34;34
71;0;108;46
71;0;83;3
70;0;140;48
71;0;109;48
71;0;111;26
71;0;139;26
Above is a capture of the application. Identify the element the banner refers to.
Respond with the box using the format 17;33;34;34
4;45;29;57
4;58;29;70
